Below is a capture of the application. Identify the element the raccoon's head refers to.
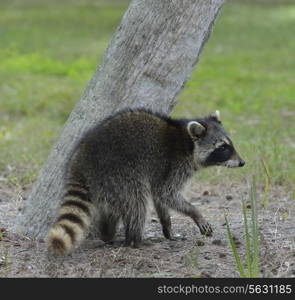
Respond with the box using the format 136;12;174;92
187;110;245;169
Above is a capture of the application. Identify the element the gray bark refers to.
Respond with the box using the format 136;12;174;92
15;0;225;238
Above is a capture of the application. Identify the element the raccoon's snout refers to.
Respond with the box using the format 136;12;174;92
239;159;246;167
221;156;245;168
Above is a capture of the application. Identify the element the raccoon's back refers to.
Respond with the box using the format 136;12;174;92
70;110;178;174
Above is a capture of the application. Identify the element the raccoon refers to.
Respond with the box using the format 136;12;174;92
46;109;245;255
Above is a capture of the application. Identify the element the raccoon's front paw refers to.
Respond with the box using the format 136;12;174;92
197;221;213;236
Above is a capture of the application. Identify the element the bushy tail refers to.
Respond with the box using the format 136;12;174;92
46;183;94;256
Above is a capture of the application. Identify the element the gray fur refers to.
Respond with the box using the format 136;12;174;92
47;108;245;254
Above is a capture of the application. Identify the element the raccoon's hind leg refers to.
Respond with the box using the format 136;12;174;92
98;209;119;243
122;200;147;248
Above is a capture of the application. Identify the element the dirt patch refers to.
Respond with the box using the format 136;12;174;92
0;180;294;277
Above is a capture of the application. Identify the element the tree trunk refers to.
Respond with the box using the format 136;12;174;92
15;0;225;238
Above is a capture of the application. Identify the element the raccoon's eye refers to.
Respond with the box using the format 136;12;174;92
217;144;232;156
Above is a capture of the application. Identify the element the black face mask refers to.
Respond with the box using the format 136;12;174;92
206;143;234;165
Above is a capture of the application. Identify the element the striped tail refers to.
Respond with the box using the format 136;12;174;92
46;183;94;256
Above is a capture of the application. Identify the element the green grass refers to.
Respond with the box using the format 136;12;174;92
0;0;129;184
0;0;294;190
225;177;260;278
175;1;295;188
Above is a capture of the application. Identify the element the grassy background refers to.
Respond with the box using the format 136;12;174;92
0;0;294;191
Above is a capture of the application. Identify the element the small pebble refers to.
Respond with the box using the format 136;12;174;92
196;240;205;247
218;252;226;258
232;235;241;247
200;271;212;278
212;239;226;246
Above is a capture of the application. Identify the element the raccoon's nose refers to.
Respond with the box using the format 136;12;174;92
239;159;245;167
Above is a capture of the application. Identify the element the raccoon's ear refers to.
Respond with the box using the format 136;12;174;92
210;110;221;122
187;121;206;139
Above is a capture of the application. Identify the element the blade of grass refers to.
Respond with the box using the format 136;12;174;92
251;177;260;277
224;213;246;278
242;199;252;277
261;158;270;208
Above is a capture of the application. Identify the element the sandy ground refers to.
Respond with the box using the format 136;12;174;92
0;179;294;278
